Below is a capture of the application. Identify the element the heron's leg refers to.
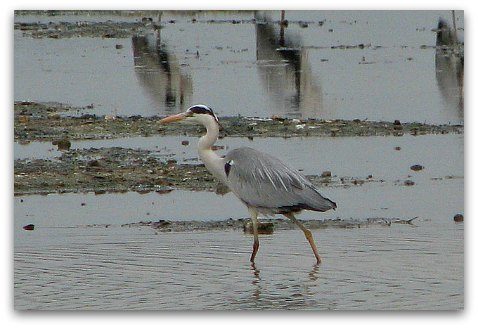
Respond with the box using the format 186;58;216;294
248;207;260;263
284;213;321;264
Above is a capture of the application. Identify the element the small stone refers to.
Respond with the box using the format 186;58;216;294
87;159;101;167
181;140;189;146
299;21;308;28
403;180;415;186
53;138;71;151
115;44;123;49
321;170;332;178
410;164;424;171
453;214;464;222
18;115;30;124
23;224;35;231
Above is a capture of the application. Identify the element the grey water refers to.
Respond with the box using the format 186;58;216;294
14;10;464;123
14;133;463;310
14;11;464;310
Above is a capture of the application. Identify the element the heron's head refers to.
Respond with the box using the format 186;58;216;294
160;104;220;127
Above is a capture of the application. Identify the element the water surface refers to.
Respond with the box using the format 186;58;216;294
13;10;464;311
14;10;464;123
14;133;463;310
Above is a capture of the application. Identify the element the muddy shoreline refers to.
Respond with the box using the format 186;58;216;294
15;101;463;142
84;216;417;233
14;102;463;196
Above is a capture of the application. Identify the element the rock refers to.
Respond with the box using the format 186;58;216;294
53;138;71;151
299;21;309;28
453;214;464;222
18;115;30;124
23;224;35;231
181;140;189;146
321;170;332;178
410;164;424;171
87;159;101;167
403;180;415;186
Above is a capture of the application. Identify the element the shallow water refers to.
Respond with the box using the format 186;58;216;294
14;219;463;310
13;10;464;310
15;133;463;179
14;10;464;123
14;133;463;310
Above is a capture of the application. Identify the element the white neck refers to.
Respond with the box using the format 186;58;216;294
197;116;227;184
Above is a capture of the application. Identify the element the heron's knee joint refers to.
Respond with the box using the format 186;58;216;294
303;229;313;239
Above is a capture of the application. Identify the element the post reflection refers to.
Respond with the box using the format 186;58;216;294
435;17;464;119
255;11;322;119
132;27;192;113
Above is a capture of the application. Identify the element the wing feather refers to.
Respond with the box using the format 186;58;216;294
224;147;336;214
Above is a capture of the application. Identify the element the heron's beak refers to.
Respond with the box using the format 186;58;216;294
160;112;189;124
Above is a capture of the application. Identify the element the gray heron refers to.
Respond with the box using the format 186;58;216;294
160;105;337;264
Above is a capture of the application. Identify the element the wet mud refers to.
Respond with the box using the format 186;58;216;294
13;143;390;195
14;101;463;196
15;101;463;143
85;216;418;233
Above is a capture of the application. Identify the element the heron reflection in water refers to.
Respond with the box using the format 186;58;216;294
160;105;336;264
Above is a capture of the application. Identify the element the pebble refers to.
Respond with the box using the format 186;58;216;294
23;224;35;231
321;170;332;178
87;159;101;167
53;138;71;151
453;214;464;222
17;115;30;124
410;164;424;171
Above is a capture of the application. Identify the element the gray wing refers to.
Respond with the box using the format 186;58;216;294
224;147;336;214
